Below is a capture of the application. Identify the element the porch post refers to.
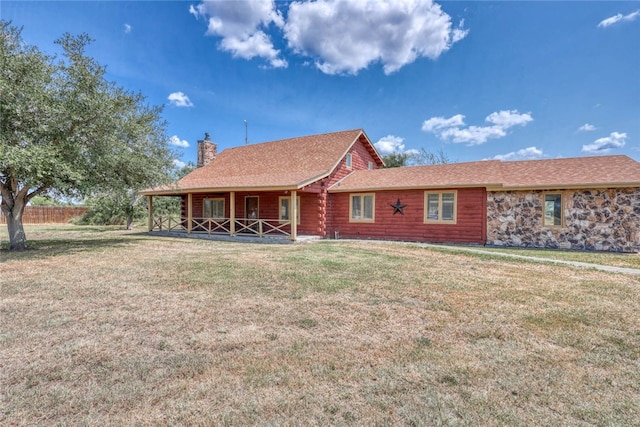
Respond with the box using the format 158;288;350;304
147;195;153;231
229;192;236;236
187;193;193;234
291;190;297;241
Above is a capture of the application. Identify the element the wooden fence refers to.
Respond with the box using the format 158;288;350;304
0;206;88;225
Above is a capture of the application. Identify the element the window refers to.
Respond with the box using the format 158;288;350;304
279;196;300;224
203;198;225;218
345;152;352;169
368;161;374;170
424;191;457;223
544;193;563;226
350;193;375;222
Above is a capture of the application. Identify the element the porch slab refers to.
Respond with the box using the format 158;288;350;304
149;230;322;244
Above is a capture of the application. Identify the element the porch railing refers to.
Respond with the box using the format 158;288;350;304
152;216;186;232
150;216;292;238
233;218;291;237
192;217;231;234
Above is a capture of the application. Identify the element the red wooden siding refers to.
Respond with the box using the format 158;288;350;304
328;188;486;244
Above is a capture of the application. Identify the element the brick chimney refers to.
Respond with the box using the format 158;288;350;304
197;132;217;168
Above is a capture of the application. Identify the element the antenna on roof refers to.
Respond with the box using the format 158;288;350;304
244;119;248;145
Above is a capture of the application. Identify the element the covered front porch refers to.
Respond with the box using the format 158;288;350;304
146;189;321;242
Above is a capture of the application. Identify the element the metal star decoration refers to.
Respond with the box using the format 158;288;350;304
390;198;407;215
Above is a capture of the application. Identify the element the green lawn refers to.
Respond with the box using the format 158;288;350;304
1;225;639;425
468;244;640;269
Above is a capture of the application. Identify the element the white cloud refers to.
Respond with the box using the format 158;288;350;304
581;132;627;153
190;0;287;69
190;0;467;75
124;23;132;34
169;135;190;148
485;110;533;128
597;10;640;28
374;135;406;155
578;123;596;132
168;92;194;107
439;125;506;145
490;146;544;161
284;0;468;75
421;114;466;132
422;110;533;145
173;159;186;169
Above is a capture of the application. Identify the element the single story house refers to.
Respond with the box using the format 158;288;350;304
141;129;640;252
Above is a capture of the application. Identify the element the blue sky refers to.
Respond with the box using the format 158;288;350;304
4;1;640;167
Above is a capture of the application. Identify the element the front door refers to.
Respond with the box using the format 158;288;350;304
244;196;259;233
245;196;259;220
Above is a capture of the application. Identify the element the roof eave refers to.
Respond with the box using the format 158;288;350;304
295;171;332;189
140;174;333;196
140;184;301;196
359;129;385;167
328;183;501;193
496;182;640;191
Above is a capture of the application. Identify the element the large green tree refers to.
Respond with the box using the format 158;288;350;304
80;161;195;230
0;22;175;250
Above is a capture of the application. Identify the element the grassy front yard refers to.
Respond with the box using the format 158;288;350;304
1;226;639;425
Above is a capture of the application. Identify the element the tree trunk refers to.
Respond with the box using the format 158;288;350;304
125;191;140;230
125;192;134;230
1;196;28;251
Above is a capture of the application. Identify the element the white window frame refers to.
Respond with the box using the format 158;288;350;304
350;193;375;222
345;152;353;169
424;191;457;224
279;196;300;224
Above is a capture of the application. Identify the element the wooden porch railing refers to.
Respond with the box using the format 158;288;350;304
192;218;231;234
232;219;291;237
152;216;186;232
150;216;291;238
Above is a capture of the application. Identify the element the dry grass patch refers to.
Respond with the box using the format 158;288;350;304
1;226;639;425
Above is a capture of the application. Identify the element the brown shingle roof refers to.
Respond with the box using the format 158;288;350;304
142;129;379;195
329;160;505;192
496;155;640;189
329;155;640;192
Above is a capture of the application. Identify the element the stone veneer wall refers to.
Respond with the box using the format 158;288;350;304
487;188;640;252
